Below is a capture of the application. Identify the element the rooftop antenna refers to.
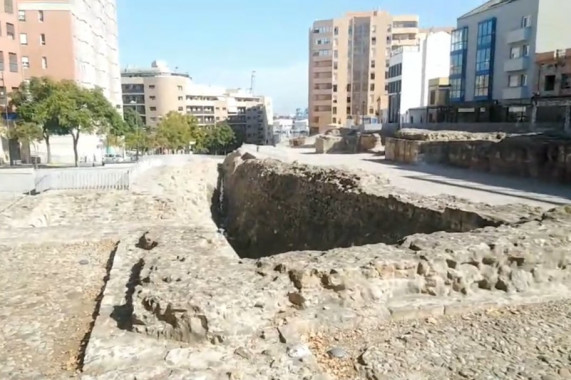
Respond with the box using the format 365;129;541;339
250;70;256;94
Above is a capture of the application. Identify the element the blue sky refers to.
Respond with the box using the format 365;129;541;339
117;0;484;114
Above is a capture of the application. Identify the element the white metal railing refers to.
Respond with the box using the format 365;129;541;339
35;168;130;193
0;153;196;193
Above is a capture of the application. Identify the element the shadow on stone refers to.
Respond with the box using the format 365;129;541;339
77;242;119;371
110;258;144;331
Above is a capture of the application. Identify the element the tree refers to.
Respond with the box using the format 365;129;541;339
46;80;124;166
123;108;147;158
9;77;66;163
204;122;236;155
155;112;206;153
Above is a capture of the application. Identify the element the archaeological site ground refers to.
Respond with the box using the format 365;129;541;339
0;142;570;380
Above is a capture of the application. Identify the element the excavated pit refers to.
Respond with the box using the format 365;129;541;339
215;150;543;259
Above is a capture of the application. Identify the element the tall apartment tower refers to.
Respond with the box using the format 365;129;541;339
1;0;22;164
308;11;420;134
17;0;122;109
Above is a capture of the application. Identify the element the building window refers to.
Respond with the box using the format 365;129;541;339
178;107;183;111
18;10;25;21
38;10;44;22
544;75;556;91
475;47;491;71
40;34;46;45
19;33;28;45
332;107;337;114
334;26;338;35
148;85;155;89
0;51;4;71
4;0;13;13
451;27;468;52
21;56;29;69
510;46;521;59
150;106;157;111
149;95;156;100
508;74;527;87
372;37;376;45
178;96;183;101
41;56;47;69
477;19;495;47
312;49;331;57
474;74;490;98
522;44;530;57
450;78;464;100
6;23;15;39
370;72;375;80
370;83;375;91
562;74;571;90
371;60;375;68
521;15;531;28
8;52;17;72
450;53;464;76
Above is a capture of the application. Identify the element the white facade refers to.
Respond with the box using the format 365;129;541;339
21;0;122;164
387;31;451;123
72;0;122;109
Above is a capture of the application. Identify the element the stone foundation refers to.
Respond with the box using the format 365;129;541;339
385;129;571;183
221;150;541;258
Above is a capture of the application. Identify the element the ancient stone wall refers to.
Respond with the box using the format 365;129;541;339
220;150;541;258
385;131;571;184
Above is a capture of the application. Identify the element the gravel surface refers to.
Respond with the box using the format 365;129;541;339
309;300;571;380
0;241;116;379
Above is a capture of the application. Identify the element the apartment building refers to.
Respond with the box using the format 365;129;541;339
18;0;122;108
387;31;451;123
0;0;123;164
533;49;571;130
0;0;22;164
121;61;274;145
308;11;421;134
449;0;571;122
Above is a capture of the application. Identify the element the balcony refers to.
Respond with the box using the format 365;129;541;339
506;27;531;44
504;56;529;72
391;27;417;35
503;86;529;100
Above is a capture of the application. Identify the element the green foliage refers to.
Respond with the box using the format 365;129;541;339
203;122;236;154
123;107;146;133
5;122;43;142
10;77;124;165
124;129;152;151
155;112;205;151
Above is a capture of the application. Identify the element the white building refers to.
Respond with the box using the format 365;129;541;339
387;31;452;124
121;61;274;146
18;0;122;164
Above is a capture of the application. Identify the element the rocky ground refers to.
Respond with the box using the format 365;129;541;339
0;151;570;380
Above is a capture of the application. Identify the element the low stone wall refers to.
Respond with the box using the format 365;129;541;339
385;131;571;184
221;150;541;258
359;133;382;151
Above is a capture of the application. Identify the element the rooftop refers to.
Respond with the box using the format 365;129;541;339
459;0;519;19
121;60;191;79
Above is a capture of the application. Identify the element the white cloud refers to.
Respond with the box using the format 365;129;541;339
196;61;308;115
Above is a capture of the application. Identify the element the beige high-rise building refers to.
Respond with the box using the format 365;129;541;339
1;0;23;164
121;61;274;145
308;11;420;134
17;0;122;109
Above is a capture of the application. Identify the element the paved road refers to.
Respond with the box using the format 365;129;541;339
250;145;571;209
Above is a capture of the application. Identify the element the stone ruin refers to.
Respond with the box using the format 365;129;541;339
385;129;571;183
79;148;571;379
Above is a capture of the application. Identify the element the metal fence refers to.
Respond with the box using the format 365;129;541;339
0;153;195;193
34;168;130;193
